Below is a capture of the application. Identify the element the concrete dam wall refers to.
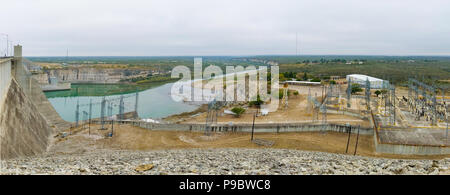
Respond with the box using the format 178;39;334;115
0;59;12;109
0;78;53;159
0;46;69;160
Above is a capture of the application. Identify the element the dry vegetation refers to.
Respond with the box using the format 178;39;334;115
50;124;449;160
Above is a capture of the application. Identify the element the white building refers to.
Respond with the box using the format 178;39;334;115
346;74;384;89
284;80;321;86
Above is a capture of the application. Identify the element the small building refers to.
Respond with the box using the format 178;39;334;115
49;76;59;85
330;76;340;80
346;74;384;89
28;65;42;72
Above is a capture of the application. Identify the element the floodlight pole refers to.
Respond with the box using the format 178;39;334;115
0;33;8;56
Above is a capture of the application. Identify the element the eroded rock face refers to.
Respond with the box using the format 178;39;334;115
0;79;53;160
44;68;150;84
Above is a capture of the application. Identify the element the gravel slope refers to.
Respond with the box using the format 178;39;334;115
1;148;449;175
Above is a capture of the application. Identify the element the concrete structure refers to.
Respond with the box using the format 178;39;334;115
283;81;321;86
0;78;53;159
330;76;340;80
346;74;384;89
370;111;449;155
40;82;71;92
0;59;12;109
40;76;71;92
115;121;374;135
0;45;70;160
374;129;449;155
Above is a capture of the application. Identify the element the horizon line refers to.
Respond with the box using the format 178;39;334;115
24;54;450;58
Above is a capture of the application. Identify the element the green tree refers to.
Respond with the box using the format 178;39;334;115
375;90;381;97
279;73;287;81
351;83;363;94
302;72;308;81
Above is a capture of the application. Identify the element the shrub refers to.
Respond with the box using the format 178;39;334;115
231;107;246;118
278;89;284;99
249;95;264;108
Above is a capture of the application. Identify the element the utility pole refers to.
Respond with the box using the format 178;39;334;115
100;96;107;130
135;91;139;117
75;99;80;128
251;112;256;141
345;125;352;153
446;104;448;142
111;120;114;137
88;99;92;135
354;126;360;155
446;118;448;142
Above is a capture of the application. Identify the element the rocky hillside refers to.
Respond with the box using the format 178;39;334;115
34;68;152;84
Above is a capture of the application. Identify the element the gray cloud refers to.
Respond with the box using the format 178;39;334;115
1;0;449;56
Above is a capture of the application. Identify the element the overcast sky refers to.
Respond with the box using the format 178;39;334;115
1;0;450;56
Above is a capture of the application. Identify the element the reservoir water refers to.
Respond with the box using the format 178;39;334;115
45;68;260;122
45;82;199;122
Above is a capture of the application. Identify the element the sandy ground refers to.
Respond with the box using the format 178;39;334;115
49;124;449;160
180;93;371;127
